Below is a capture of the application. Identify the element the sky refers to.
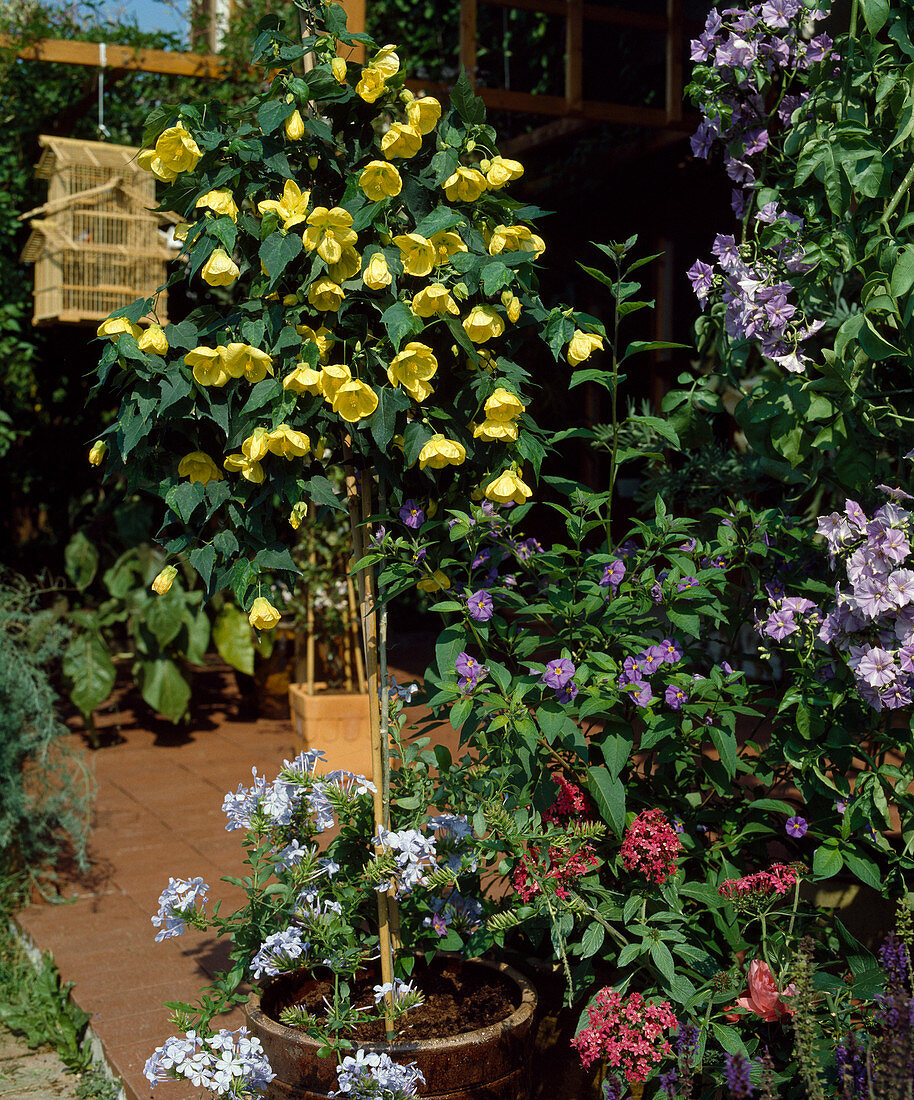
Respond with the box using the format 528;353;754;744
97;0;189;37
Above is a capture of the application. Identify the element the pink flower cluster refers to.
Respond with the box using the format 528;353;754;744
512;844;599;902
620;809;682;885
718;861;800;902
542;773;590;825
571;988;677;1082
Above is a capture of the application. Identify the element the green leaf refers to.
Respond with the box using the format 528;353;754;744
843;850;882;890
260;231;303;285
381;301;424;352
710;1023;746;1057
649;939;676;983
213;604;255;675
368;386;410;450
139;658;191;723
306;474;347;512
813;841;844;880
709;727;738;779
257;99;294;134
450;70;486;126
64;531;99;592
413;206;465;239
63;631;116;717
586;766;626;836
601;732;632;779
580;923;605;959
184;610;211;666
481;262;512;296
860;0;890;35
891;246;914;298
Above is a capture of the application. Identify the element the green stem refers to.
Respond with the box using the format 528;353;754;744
606;255;622;548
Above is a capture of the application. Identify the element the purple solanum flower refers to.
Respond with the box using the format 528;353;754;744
455;652;487;689
664;685;688;710
543;659;575;690
599;560;626;589
399;499;425;529
629;680;653;708
556;681;579;704
659;638;683;663
466;590;493;623
763;609;797;641
785;816;808;839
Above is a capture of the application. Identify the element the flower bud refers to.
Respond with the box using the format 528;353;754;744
308;155;319;170
151;566;178;595
331;57;347;84
284;109;305;141
466;140;476;152
479;158;491;171
88;440;107;466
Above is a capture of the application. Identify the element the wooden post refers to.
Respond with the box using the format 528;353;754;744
566;0;583;112
665;0;684;124
460;0;478;84
337;0;367;65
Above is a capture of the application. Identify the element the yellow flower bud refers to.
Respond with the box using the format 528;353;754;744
328;246;362;283
284;109;305;141
418;434;466;470
485;387;525;422
223;453;265;483
138;323;169;355
363;251;392;290
309;155;319;170
248;596;281;631
88;440;107;465
500;291;522;323
151;566;178;595
331;57;347;84
177;451;223;484
201;248;239;287
488;224;545;259
173;222;191;243
359;160;402;201
473;419;519;442
289;501;308;529
566;329;604;366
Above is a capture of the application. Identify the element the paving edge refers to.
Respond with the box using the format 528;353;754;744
9;915;129;1100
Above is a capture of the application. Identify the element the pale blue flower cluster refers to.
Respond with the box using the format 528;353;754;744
144;1027;274;1097
151;876;209;942
250;926;309;979
373;827;437;896
331;1049;425;1099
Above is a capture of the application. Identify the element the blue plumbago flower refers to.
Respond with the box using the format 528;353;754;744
785;815;808;839
374;827;437;896
399;500;425;529
274;839;308;872
306;783;336;832
372;978;421;1007
542;658;575;690
222;768;270;830
467;589;494;622
250;926;309;979
333;1049;425;1098
151;876;209;942
146;1027;275;1095
283;749;327;776
724;1051;753;1098
324;770;377;797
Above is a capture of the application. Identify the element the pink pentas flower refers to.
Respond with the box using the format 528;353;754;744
571;988;677;1082
620;809;682;886
542;774;590;825
735;959;796;1023
512;843;599;903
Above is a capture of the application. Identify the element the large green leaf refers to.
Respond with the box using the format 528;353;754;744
138;658;192;723
64;531;99;592
213;604;255;675
146;591;186;649
586;766;626;836
184;610;211;666
63;631;116;717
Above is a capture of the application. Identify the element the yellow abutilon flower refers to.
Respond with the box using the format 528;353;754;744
484;156;524;189
332;380;379;423
393;233;436;277
387;342;438;402
151;566;178;595
148;123;201;181
97;316;142;342
257;179;311;230
488;224;546;259
566;329;604;366
295;324;335;362
185;346;229;387
411;284;459;318
356;67;387;103
248;596;281;631
88;440;107;465
267;425;311;458
220;343;275;383
363;252;392;289
485;469;532;505
442;167;488;203
242;427;271;461
284;109;305;141
473;419;519;442
485;387;525;422
178;451;223;484
138;323;169;355
319;363;352;402
417;569;450;592
195;188;239;222
283;363;323;395
380;122;422;160
289;501;308;529
359;160;402;201
224;453;265;483
201;248;239;286
308;279;345;312
328;247;362;283
331;57;348;84
303;207;357;264
463;304;505;344
466;348;497;372
430;230;467;265
418;434;466;469
371;44;400;79
406;95;441;135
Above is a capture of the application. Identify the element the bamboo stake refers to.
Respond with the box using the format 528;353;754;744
346;575;367;693
343;457;396;1040
340;582;354;693
305;510;316;696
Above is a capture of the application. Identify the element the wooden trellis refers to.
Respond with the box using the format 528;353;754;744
19;136;174;326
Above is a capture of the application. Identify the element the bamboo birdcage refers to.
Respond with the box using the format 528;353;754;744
19;136;174;327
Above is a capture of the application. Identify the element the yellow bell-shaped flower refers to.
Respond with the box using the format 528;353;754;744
88;440;107;465
223;453;265;483
97;316;142;342
484;469;532;505
185;347;229;387
241;427;271;462
138;323;169;355
201;248;239;286
371;44;400;79
295;324;335;362
153;123;201;178
566;329;604;366
332;380;379;423
319;363;352;402
308;278;345;312
151;566;178;595
284;109;305;141
195;188;238;222
359;160;402;201
484;387;525;423
418;435;466;470
177;451;223;484
393;233;436;277
137;147;174;182
473;419;519;442
331;57;348;84
248;596;281;630
267;424;311;458
380;122;422;160
328;247;362;283
442;167;487;203
257;179;311;230
501;290;522;323
406;95;441;135
363;252;393;290
488;224;545;259
417;569;451;592
303;206;357;264
356;67;387;103
430;230;467;266
484;156;524;189
219;343;274;383
411;284;459;318
283;364;323;395
463;304;504;344
387;342;438;402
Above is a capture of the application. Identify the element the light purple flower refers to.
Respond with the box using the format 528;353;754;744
764;609;797;641
399;499;425;529
659;638;683;663
543;658;575;689
687;260;715;304
151;877;209;942
629;681;653;708
467;590;493;622
785;816;808;839
599;560;626;589
556;681;579;704
664;685;688;710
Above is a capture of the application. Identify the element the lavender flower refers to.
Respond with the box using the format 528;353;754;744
374;827;437;896
250;926;309;979
556;680;579;704
665;685;689;710
455;651;488;692
151;876;209;942
332;1049;425;1098
785;815;808;838
145;1028;274;1096
724;1051;753;1097
542;658;575;689
467;589;494;622
599;560;626;589
399;500;425;529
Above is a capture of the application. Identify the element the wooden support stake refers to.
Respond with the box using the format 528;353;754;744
346;575;367;693
459;0;478;84
665;0;684;124
566;0;583;112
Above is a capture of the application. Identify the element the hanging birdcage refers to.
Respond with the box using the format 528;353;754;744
19;135;175;327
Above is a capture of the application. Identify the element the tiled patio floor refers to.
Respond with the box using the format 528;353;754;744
15;639;441;1100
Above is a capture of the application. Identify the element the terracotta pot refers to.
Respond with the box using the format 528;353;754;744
245;957;538;1100
287;682;372;776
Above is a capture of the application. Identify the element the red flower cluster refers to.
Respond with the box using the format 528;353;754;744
542;773;590;824
571;987;677;1082
512;843;599;902
719;862;801;903
620;809;682;885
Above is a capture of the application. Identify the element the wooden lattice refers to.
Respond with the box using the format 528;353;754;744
19;136;173;327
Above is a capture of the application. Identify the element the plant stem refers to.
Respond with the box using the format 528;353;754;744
606;254;622;547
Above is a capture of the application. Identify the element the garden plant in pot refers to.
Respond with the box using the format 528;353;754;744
88;0;616;1094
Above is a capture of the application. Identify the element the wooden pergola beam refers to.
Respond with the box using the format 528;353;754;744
1;36;231;78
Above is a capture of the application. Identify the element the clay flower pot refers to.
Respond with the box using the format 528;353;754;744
244;957;538;1099
287;682;372;776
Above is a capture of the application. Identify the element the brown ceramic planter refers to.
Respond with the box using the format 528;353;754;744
244;957;538;1100
288;682;373;776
